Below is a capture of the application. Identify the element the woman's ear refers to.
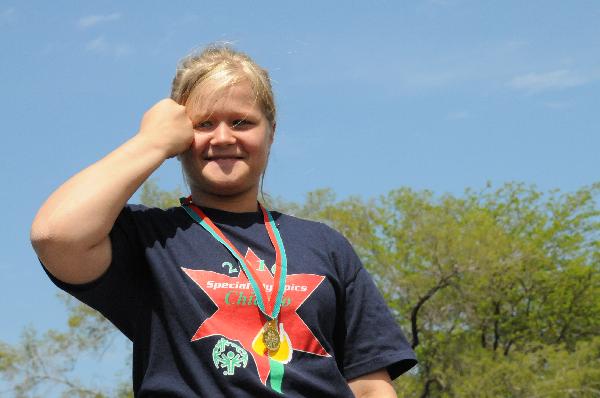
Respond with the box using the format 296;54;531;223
176;137;195;161
270;122;276;142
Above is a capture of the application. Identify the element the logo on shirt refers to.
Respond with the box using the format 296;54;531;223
212;338;248;376
182;248;331;392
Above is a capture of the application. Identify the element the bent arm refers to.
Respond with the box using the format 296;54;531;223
30;99;194;284
348;369;396;398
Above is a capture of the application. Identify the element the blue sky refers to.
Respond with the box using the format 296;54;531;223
1;0;599;391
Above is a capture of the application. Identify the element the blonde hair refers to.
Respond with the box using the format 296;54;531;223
170;44;276;124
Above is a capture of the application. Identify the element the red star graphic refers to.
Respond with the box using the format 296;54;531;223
182;249;330;385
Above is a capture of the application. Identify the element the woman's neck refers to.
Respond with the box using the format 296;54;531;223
190;189;259;213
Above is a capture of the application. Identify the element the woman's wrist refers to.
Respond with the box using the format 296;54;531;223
128;133;173;164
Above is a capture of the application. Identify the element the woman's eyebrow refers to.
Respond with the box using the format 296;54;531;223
192;108;259;120
188;109;215;121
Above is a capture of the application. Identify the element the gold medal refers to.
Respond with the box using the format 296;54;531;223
182;199;288;355
263;320;280;352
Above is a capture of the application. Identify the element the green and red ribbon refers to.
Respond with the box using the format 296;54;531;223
181;197;288;393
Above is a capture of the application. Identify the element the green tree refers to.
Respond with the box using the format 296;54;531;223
0;295;133;398
4;181;599;397
291;182;600;397
0;180;182;398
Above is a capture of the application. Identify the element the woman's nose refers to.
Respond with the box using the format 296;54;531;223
210;122;236;145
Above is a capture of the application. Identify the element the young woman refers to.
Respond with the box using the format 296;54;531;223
31;45;416;397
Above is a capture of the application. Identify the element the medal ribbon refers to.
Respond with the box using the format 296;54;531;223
180;197;287;320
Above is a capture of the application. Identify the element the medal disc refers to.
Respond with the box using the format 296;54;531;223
263;320;280;351
181;198;288;355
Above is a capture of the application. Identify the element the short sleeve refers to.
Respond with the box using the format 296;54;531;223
340;244;417;380
41;205;146;340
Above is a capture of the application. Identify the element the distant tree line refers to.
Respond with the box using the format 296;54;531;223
2;180;599;397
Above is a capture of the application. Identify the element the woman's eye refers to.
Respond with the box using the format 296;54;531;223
195;121;212;129
232;119;250;128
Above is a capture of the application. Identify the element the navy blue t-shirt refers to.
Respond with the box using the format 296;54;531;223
45;204;416;397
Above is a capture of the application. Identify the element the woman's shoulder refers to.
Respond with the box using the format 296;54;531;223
123;203;186;216
271;211;352;249
118;203;192;229
273;211;364;283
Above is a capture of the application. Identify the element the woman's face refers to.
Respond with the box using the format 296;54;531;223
181;80;274;200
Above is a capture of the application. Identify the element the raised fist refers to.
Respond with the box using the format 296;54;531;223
137;98;195;159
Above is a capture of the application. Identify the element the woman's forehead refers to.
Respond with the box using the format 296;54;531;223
186;80;259;117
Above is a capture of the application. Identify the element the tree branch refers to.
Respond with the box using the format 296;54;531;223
493;301;501;352
410;272;456;348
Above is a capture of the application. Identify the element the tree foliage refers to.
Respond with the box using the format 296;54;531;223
271;182;600;397
1;180;184;397
0;296;132;398
3;180;599;397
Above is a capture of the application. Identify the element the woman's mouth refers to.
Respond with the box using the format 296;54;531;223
205;156;244;167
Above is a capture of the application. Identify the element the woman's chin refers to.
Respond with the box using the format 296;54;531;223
198;178;257;198
207;158;240;170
